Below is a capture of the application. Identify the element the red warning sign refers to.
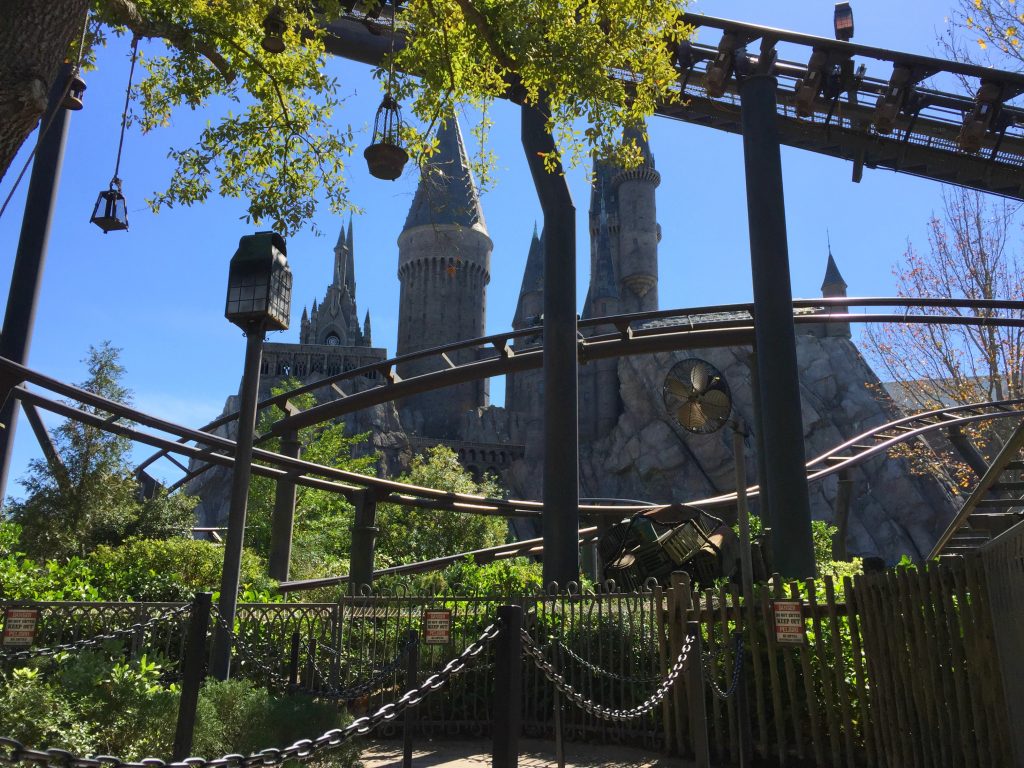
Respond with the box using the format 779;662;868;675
2;608;39;648
422;609;452;645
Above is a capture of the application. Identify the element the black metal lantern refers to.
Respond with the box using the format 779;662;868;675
90;178;128;233
63;69;87;111
225;231;292;331
262;6;287;54
833;2;854;41
364;94;408;180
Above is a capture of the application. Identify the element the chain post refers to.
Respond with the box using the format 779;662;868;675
493;605;522;768
402;629;419;768
554;692;565;768
288;631;300;690
173;592;212;761
686;619;710;768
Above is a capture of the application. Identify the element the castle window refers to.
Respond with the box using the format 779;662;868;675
325;333;341;346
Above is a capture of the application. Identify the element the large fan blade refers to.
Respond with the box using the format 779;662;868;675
689;362;709;393
696;389;731;423
678;401;707;430
665;376;697;399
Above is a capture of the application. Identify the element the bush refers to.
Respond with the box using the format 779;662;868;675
0;652;359;766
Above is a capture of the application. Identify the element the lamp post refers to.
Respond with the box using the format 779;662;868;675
210;232;292;681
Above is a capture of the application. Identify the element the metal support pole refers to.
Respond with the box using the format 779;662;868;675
402;629;419;768
211;325;266;680
0;63;76;503
686;619;710;768
732;426;754;610
522;101;579;588
268;429;301;581
348;490;379;593
554;693;565;768
173;592;212;761
493;604;523;768
739;72;815;578
747;349;769;526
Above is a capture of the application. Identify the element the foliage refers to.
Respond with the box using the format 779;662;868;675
9;0;693;234
0;651;357;766
393;0;693;174
863;189;1024;483
376;556;544;595
5;343;196;561
0;522;271;602
942;0;1024;75
375;445;507;566
246;379;376;582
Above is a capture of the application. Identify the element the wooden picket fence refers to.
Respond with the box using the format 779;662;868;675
659;553;1016;767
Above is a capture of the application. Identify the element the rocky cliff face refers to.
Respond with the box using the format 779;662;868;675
512;335;955;563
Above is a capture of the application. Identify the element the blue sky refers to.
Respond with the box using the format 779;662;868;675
0;0;990;495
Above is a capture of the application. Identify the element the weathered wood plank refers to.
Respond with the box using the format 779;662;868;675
787;580;819;765
934;562;977;768
806;578;841;767
843;576;876;768
823;576;856;767
952;560;990;766
745;580;769;760
895;567;935;768
760;582;788;767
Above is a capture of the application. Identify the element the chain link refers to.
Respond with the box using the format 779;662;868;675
542;636;661;684
702;633;744;700
0;608;189;664
210;610;292;691
522;630;695;722
0;622;500;768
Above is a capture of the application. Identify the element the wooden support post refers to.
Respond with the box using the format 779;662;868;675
268;429;301;581
686;618;711;768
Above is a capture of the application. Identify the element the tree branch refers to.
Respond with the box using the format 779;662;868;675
102;0;236;84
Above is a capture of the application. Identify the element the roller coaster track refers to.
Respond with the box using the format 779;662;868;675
3;297;1020;529
325;9;1024;199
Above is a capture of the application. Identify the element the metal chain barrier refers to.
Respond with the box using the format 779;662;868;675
702;632;744;700
522;630;695;722
0;621;500;768
305;632;419;702
210;609;292;691
0;607;189;664
542;636;661;684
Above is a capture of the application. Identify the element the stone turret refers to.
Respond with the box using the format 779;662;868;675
301;218;365;347
363;310;372;347
612;124;660;314
506;225;545;439
821;245;850;339
396;116;493;438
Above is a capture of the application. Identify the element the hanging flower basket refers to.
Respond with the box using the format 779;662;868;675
364;142;409;181
365;93;408;180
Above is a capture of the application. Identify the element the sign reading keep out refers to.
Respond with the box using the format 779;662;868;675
772;600;806;644
2;608;39;648
422;609;452;645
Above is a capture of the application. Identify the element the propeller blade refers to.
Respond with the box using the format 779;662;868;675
689;362;709;393
678;401;707;430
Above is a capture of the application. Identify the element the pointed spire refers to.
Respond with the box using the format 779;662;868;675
363;310;372;346
513;225;545;325
821;238;848;294
332;223;347;288
345;216;356;296
301;306;309;324
404;115;487;233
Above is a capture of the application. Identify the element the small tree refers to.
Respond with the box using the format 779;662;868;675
6;342;194;559
245;380;377;580
941;0;1024;74
375;445;506;566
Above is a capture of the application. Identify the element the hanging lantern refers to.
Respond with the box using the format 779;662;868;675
225;232;292;331
62;69;87;111
262;6;287;54
90;178;129;233
364;93;408;180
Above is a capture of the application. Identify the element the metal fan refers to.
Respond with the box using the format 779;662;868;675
662;358;732;434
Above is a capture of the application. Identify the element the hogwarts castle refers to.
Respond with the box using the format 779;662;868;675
191;116;956;563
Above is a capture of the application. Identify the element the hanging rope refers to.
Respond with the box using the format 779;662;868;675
385;0;398;92
110;36;140;187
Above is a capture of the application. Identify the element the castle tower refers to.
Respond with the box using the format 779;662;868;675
506;225;545;439
821;245;850;339
301;217;365;347
396;116;493;438
612;125;661;314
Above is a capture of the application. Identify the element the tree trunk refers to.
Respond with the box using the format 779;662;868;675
0;0;88;183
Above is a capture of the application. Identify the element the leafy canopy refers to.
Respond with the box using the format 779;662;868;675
80;0;689;233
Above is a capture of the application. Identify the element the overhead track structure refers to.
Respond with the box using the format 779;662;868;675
323;7;1024;199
